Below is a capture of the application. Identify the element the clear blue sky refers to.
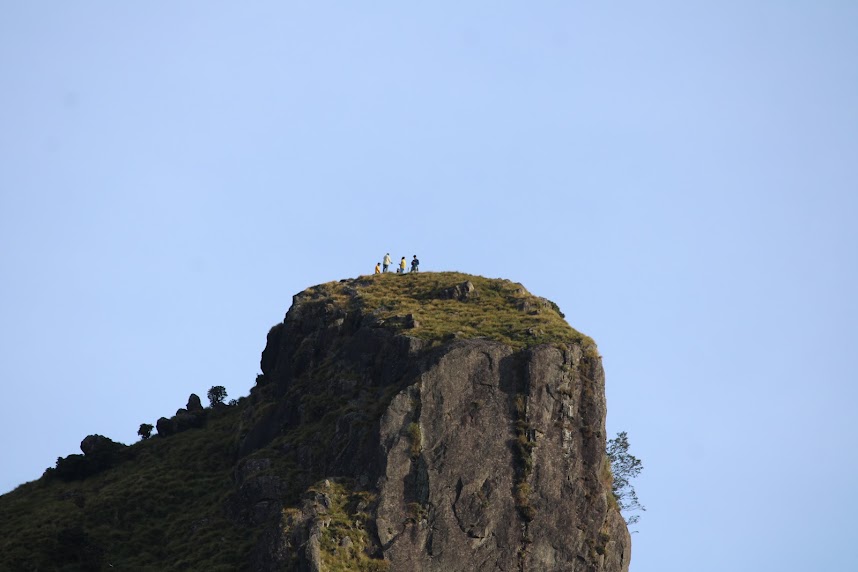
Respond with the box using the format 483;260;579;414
1;2;856;571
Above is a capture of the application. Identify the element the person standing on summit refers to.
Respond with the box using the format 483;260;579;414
411;255;419;272
383;253;392;273
399;256;407;273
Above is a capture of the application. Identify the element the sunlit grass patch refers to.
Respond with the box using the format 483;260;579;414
310;271;593;350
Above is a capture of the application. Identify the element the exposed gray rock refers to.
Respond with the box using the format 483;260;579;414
438;280;476;301
242;284;631;572
304;524;322;572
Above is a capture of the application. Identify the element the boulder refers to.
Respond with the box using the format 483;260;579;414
156;416;174;437
187;393;204;413
80;434;119;457
438;280;476;301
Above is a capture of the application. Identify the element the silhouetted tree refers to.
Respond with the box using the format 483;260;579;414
207;385;227;407
607;431;645;525
137;423;154;440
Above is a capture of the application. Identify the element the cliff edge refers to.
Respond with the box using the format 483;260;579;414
0;272;630;572
243;272;630;571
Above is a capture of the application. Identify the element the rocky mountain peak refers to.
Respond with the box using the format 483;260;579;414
0;272;630;571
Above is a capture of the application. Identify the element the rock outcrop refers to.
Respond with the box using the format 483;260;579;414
238;275;631;571
79;434;121;457
187;393;204;413
438;280;477;301
154;394;207;437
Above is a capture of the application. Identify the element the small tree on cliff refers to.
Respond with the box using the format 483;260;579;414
607;431;645;525
137;423;154;440
207;385;227;407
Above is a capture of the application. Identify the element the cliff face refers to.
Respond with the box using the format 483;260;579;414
240;274;631;571
0;273;629;572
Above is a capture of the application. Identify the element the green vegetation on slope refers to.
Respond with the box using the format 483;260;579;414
305;271;592;350
296;479;388;572
0;408;255;571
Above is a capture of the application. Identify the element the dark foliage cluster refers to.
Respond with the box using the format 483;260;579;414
207;385;227;407
137;423;154;440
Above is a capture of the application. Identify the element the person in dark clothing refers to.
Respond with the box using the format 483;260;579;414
411;255;419;272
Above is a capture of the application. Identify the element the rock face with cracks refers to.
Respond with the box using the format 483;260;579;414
243;274;631;571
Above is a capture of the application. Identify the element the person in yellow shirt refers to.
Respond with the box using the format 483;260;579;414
374;262;381;274
399;257;407;273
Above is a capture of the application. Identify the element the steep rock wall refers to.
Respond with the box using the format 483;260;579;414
242;289;631;572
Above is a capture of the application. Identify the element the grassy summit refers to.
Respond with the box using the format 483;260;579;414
302;271;592;350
